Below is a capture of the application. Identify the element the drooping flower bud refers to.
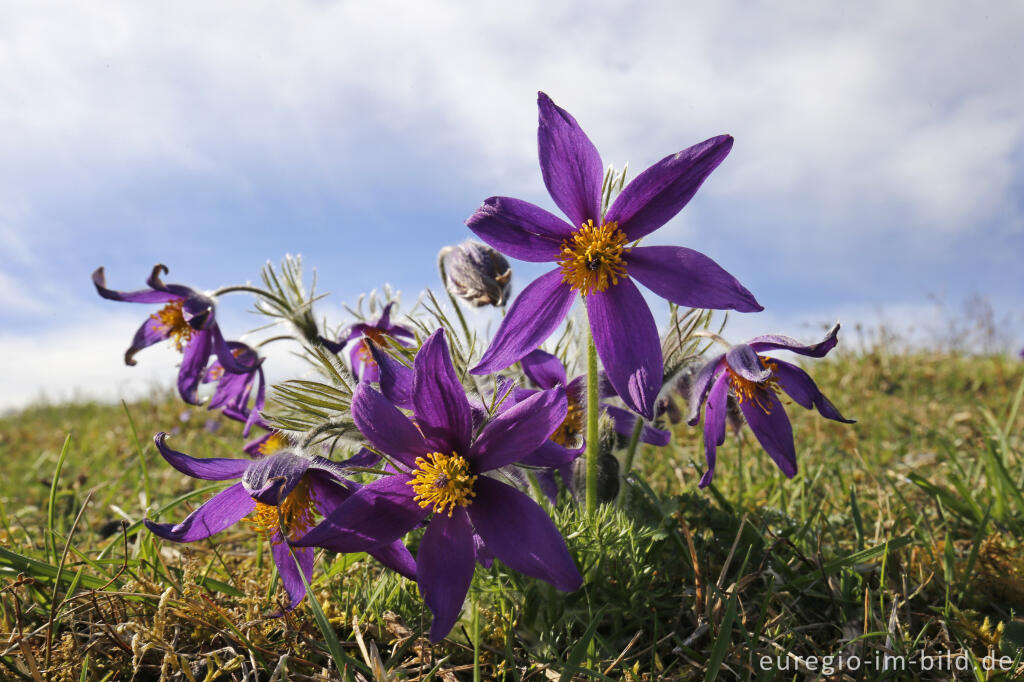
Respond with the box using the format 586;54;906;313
438;241;512;307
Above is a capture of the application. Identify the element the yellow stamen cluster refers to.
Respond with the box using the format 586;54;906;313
407;452;477;517
151;300;195;352
246;477;318;544
727;357;781;414
550;391;584;447
257;432;288;456
557;220;630;295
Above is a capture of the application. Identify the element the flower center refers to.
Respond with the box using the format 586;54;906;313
246;477;318;543
151;300;195;352
727;357;781;414
258;432;288;456
407;452;477;517
550;390;584;447
557;220;630;295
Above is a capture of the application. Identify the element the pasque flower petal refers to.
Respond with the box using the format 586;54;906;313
771;358;855;423
466;197;573;262
414;330;473;455
606;135;733;241
418;508;476;642
748;323;841;358
520;348;567;389
537;92;603;229
698;375;729;488
739;391;797;478
627;246;762;313
352;383;428;468
585;279;662;419
470;386;567;472
144;482;255;542
154;432;250;481
471;269;576;375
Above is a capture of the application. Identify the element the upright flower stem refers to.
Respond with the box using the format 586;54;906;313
585;311;600;515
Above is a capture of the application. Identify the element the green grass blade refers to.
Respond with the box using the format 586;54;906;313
704;591;738;682
559;606;608;682
46;433;72;563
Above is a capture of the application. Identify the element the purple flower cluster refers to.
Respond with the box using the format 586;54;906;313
92;91;854;643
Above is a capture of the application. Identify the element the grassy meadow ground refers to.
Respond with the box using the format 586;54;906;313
1;345;1022;680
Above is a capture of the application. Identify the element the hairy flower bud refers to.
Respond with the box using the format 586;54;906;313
438;241;512;307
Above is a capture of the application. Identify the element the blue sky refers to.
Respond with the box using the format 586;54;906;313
2;1;1022;411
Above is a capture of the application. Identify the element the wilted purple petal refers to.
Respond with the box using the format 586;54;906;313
466;196;573;262
698;375;729;488
146;265;200;299
686;354;726;425
471;387;567;472
241;452;313;505
144;482;255;542
585;279;662;419
352;384;428;468
272;538;314;611
725;344;772;383
154;432;249;480
418;508;475;642
469;477;582;592
748;323;841;358
414;330;473;454
606;135;733;241
627;246;762;313
177;329;213;405
125;316;171;366
537;92;603;229
292;474;425;551
521;349;567;389
472;269;575;375
739;391;797;478
771;359;855;424
92;267;181;304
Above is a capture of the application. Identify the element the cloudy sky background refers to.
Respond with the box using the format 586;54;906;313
2;1;1022;412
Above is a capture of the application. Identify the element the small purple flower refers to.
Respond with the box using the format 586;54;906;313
323;303;415;382
466;93;762;419
203;341;266;436
93;264;252;405
688;324;854;488
143;433;415;611
294;329;582;641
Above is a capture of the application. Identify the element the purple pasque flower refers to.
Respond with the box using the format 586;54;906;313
466;93;762;420
143;433;415;611
203;341;266;437
93;264;253;405
293;329;582;641
687;324;854;489
322;302;414;383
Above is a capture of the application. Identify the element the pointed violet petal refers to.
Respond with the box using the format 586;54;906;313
292;474;426;551
368;540;417;581
606;135;733;241
521;349;567;389
626;246;762;313
771;359;855;424
417;508;475;642
177;329;213;405
352;383;428;468
92;267;180;304
748;323;842;358
585;279;662;419
154;432;249;481
698;375;729;488
466;197;573;262
368;340;414;410
272;538;314;611
518;439;582;468
242;451;313;505
739;391;797;478
537;92;603;229
603;405;671;447
144;482;255;543
725;344;772;383
146;264;199;299
471;269;576;375
413;330;474;455
686;354;726;425
469;476;582;592
125;316;170;366
535;470;559;504
471;386;567;472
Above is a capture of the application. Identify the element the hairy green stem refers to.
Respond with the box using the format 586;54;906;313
617;416;645;507
212;284;287;308
585;314;600;515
